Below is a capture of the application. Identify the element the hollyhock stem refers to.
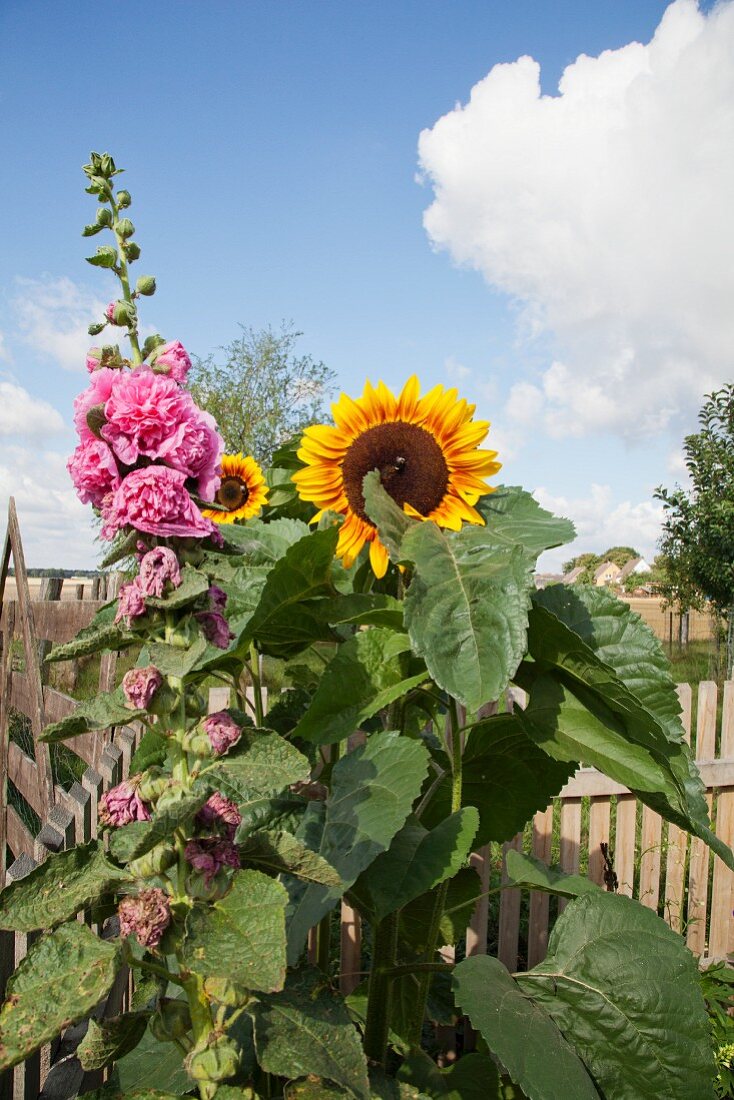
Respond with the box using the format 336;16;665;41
363;910;399;1067
249;643;264;726
111;195;142;364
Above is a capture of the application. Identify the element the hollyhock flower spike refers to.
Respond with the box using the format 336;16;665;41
138;546;182;597
203;711;242;755
115;579;146;626
123;665;163;709
98;776;151;827
118;888;171;949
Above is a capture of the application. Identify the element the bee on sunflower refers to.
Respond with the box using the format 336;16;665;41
202;453;269;524
292;376;501;577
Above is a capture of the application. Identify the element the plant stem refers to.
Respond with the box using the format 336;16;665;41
384;961;453;979
110;196;142;364
249;643;264;726
316;912;331;974
363;910;399;1067
131;955;186;987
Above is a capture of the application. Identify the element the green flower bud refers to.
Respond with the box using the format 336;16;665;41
88;321;106;336
96;207;113;227
99;153;116;178
136;275;156;296
186;869;232;902
141;333;166;360
203;976;250;1008
117;189;132;208
124;241;141;261
186;1032;240;1083
137;768;170;802
149;999;191;1043
128;842;177;878
116;218;135;240
182;727;213;759
86;403;106;439
109;299;136;326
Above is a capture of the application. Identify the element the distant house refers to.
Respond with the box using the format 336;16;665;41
619;556;651;583
562;566;585;585
594;561;622;587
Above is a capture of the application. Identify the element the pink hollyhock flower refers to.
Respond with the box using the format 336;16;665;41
207;585;227;611
196;792;242;840
73;367;117;443
203;711;242;755
196;610;234;650
184;837;240;886
115;579;147;626
105;302;116;322
138;546;182;598
153;340;192;384
156;405;223;501
118;888;171;949
100;466;217;540
101;367;192;467
86;347;102;373
98;776;151;827
122;665;162;710
67;438;121;507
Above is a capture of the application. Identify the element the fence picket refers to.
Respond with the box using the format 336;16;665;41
497;834;524;970
709;681;734;958
638;807;663;910
664;684;692;932
527;807;553;967
588;796;611;887
558;796;582;915
687;682;718;954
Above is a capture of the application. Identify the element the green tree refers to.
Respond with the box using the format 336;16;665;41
655;383;734;672
601;545;640;569
189;322;337;464
561;551;599;576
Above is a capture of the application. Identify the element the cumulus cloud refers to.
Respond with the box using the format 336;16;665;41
533;483;665;571
419;0;734;441
0;380;65;438
12;275;109;373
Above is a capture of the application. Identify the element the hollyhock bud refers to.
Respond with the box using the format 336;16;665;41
196;792;242;840
116;217;135;239
195;610;234;650
136;275;156;296
105;302;116;323
207;585;227;611
151;340;191;384
138;546;182;598
118;887;171;949
202;711;242;755
186;1032;241;1083
128;843;177;879
184;837;240;887
150;1000;191;1043
98;776;151;827
106;300;135;326
122;664;162;710
117;189;131;208
114;578;146;626
86;347;102;373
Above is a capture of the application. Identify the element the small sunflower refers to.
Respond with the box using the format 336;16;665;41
203;453;268;524
292;376;501;577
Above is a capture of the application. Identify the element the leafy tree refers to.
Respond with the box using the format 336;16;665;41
602;545;640;569
561;551;599;575
189;322;337;464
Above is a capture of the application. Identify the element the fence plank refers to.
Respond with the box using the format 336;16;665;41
638;807;663;910
0;602;15;888
614;795;637;898
664;684;693;932
687;682;718;954
709;681;734;958
497;834;524;970
588;796;611;887
558;796;582;915
527;807;553;967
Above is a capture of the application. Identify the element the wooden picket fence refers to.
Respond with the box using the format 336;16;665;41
2;497;734;1096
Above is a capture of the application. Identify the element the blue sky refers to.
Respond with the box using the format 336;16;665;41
1;0;731;569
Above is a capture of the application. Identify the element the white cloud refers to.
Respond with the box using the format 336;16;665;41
444;355;471;381
12;275;109;373
0;381;64;438
534;483;665;571
0;443;99;568
419;0;734;441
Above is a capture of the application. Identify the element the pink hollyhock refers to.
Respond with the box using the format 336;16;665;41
115;579;146;626
138;546;182;598
196;792;241;840
184;837;240;886
156;405;223;501
196;610;234;650
73;367;117;442
207;585;227;611
105;302;116;322
67;438;120;506
98;777;151;827
118;888;171;949
86;347;102;373
100;466;216;540
122;665;162;710
101;367;192;467
153;340;191;384
203;711;242;755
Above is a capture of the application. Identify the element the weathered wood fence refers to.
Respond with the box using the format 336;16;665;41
2;498;734;1095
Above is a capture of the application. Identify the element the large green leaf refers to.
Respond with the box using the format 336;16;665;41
0;841;129;931
77;1011;149;1070
108;1023;190;1094
182;869;287;992
109;792;207;863
353;809;478;922
144;565;209;609
129;729;167;772
46;602;136;663
401;521;535;712
246;527;339;657
362;470;415;562
239;830;342;886
220;517;311;562
421;715;573;846
516;892;716;1099
398;1050;501;1099
453;955;599;1100
504;851;601;900
205;728;311;801
399;868;485;954
292;629;428;745
251;967;370;1100
477;486;575;557
0;923;120;1070
315;592;404;630
41;687;143;743
286;731;430;963
147;636;207;678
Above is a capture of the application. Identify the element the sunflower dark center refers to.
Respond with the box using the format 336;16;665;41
342;421;449;522
217;476;249;511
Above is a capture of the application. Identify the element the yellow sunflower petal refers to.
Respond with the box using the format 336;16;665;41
369;538;390;579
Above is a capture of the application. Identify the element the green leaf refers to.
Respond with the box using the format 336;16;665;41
504;850;602;899
46;609;136;663
81;1092;184;1100
238;830;342;886
220;517;311;561
182;869;288;992
251;967;370;1100
0;841;129;931
402;521;535;712
453;955;599;1100
108;1022;190;1094
398;1050;501;1099
477;486;576;556
315;592;404;630
144;565;210;609
77;1011;149;1070
109;792;207;863
362;470;415;561
399;868;484;954
353;809;478;922
516;892;716;1099
206;728;310;801
86;245;118;268
100;529;141;568
0;923;119;1071
421;715;573;846
246;527;339;657
130;729;167;772
237;793;308;837
286;731;430;963
41;687;143;742
147;637;208;678
292;628;428;745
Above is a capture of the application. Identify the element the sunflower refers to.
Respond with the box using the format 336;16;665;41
292;376;501;577
202;453;268;523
